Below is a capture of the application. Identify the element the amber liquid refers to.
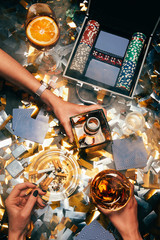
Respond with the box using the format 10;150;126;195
90;170;131;210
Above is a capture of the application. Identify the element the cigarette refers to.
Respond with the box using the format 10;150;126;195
25;188;33;196
44;173;55;185
25;173;47;196
41;193;50;202
41;172;54;190
36;173;47;185
45;177;54;186
57;159;63;169
29;167;55;176
52;160;59;170
55;173;67;177
29;171;37;176
38;167;55;174
41;172;52;186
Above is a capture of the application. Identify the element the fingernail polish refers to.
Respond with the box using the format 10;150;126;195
42;200;47;205
42;189;47;192
33;190;38;197
32;183;37;186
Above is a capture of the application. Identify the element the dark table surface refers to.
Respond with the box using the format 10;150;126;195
0;0;160;239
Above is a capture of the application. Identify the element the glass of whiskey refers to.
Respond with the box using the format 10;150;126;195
70;109;111;153
90;169;131;211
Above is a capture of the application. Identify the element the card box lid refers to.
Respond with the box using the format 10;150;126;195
87;0;160;36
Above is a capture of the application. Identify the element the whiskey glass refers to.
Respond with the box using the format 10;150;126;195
90;169;131;211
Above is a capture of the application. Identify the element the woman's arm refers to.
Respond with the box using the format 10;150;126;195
0;49;42;94
0;49;70;121
0;49;104;142
98;184;142;240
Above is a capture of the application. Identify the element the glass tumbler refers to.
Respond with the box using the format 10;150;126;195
122;111;145;135
90;169;131;211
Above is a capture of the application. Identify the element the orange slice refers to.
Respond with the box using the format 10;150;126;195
26;16;59;47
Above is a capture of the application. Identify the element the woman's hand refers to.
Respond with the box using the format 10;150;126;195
41;89;106;143
98;184;142;240
5;182;46;240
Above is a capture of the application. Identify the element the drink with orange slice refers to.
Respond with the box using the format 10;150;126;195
25;3;60;50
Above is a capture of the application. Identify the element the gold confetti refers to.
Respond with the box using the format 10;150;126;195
77;158;93;170
19;0;29;9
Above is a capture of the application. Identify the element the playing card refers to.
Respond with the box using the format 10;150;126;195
75;220;114;240
112;136;148;170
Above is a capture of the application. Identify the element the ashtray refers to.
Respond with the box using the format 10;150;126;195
29;149;80;201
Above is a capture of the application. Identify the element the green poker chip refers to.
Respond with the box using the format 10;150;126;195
124;33;146;63
132;32;146;40
116;32;146;91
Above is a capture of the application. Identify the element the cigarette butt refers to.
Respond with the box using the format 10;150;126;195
25;188;33;196
56;173;67;177
52;160;59;170
41;172;54;190
38;167;55;174
57;159;63;169
41;195;49;202
45;177;54;186
42;176;50;186
29;171;37;176
41;191;50;202
29;168;54;177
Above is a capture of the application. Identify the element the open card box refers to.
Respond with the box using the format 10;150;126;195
63;0;160;99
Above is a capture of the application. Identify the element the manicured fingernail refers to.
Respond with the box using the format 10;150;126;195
33;190;38;197
42;200;47;205
42;189;47;192
32;183;37;186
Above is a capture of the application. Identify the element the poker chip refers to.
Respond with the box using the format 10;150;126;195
70;44;91;74
124;32;146;63
125;35;146;63
116;32;146;91
116;60;137;91
80;20;100;47
70;20;100;74
132;32;146;40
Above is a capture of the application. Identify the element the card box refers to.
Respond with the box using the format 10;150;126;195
63;0;160;99
70;109;111;153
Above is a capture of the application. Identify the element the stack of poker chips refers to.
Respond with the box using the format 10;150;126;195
116;32;146;91
70;20;100;74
